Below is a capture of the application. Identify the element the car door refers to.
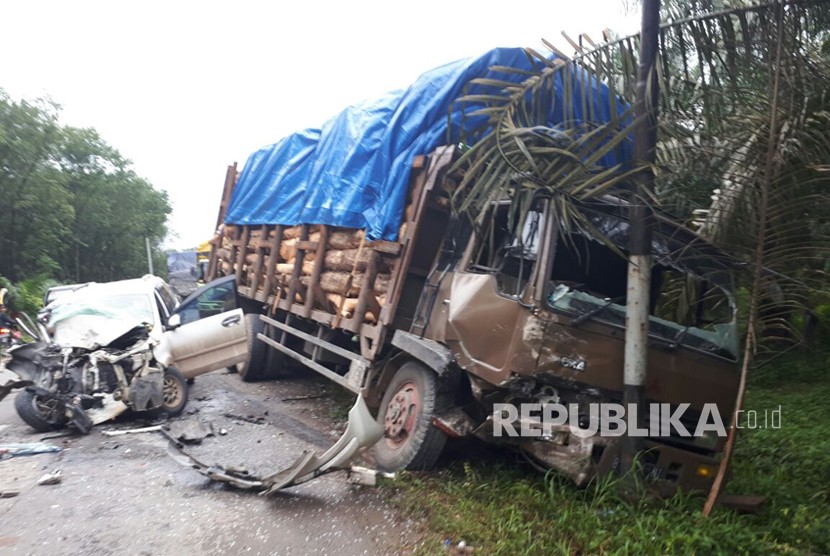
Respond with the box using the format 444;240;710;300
158;276;249;379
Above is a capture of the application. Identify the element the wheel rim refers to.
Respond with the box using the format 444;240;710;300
34;395;63;424
383;380;420;449
163;375;183;408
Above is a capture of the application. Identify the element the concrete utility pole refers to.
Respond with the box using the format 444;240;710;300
621;0;660;478
146;237;154;275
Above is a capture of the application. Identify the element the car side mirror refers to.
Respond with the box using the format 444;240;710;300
167;313;182;330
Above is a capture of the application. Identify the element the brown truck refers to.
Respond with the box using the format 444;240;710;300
207;143;740;493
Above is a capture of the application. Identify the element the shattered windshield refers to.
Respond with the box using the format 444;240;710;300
46;292;155;349
545;213;739;360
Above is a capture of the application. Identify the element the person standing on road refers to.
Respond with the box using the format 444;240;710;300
0;289;14;328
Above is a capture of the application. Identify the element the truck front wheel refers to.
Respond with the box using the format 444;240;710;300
373;361;448;472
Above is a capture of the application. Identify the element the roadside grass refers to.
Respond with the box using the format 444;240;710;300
385;348;830;555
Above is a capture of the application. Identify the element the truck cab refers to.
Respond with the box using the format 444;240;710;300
413;188;739;490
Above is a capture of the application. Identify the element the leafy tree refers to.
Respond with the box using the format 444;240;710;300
0;90;171;285
0;92;73;280
56;126;171;282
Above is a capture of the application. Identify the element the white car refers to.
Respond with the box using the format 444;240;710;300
43;274;249;380
6;275;250;432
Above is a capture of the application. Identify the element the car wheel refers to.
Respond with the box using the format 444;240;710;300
373;361;448;472
14;390;68;432
162;367;188;416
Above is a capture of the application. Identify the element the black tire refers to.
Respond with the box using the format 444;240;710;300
14;389;67;432
238;314;288;381
161;367;188;416
260;323;288;379
238;313;268;382
373;361;448;472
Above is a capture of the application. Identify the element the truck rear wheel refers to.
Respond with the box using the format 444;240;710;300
238;314;269;382
373;361;448;472
238;314;287;381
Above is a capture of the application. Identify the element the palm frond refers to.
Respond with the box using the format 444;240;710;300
452;0;830;355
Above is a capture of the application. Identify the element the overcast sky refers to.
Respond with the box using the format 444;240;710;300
0;0;638;250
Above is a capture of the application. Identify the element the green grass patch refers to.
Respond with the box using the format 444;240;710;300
385;350;830;555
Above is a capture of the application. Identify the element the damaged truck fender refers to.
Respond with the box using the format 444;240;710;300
390;330;454;377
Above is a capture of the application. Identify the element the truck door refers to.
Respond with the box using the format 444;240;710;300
446;203;549;385
159;276;249;379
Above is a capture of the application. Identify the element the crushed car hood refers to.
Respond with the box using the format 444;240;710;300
45;290;155;350
50;314;147;350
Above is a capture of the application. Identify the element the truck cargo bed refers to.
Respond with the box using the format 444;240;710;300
207;146;457;360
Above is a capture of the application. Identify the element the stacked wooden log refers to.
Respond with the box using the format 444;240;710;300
216;223;401;324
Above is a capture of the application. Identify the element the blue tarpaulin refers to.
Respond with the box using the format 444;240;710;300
226;47;630;241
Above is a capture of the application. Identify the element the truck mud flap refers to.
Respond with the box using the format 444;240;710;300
164;395;384;494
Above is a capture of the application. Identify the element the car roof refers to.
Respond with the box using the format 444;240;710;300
46;275;170;308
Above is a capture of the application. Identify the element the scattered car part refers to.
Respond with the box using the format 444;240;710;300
165;419;214;444
36;470;62;485
0;442;62;459
165;395;383;494
101;425;163;437
0;367;32;403
347;466;395;487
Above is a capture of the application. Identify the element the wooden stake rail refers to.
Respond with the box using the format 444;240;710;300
215;221;402;327
206;147;455;361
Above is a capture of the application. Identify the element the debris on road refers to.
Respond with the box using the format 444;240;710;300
98;440;122;451
0;367;32;403
165;420;214;444
222;412;266;425
281;394;327;402
163;435;263;490
165;396;383;494
40;431;75;441
347;466;396;487
37;470;62;486
101;425;163;437
0;442;62;459
443;539;476;555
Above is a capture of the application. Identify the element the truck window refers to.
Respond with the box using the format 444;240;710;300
470;204;544;298
651;269;733;332
547;228;738;358
549;232;628;300
549;232;733;330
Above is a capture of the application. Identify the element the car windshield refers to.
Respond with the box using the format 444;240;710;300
46;292;154;349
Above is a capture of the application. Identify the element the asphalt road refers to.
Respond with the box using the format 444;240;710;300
0;369;416;555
